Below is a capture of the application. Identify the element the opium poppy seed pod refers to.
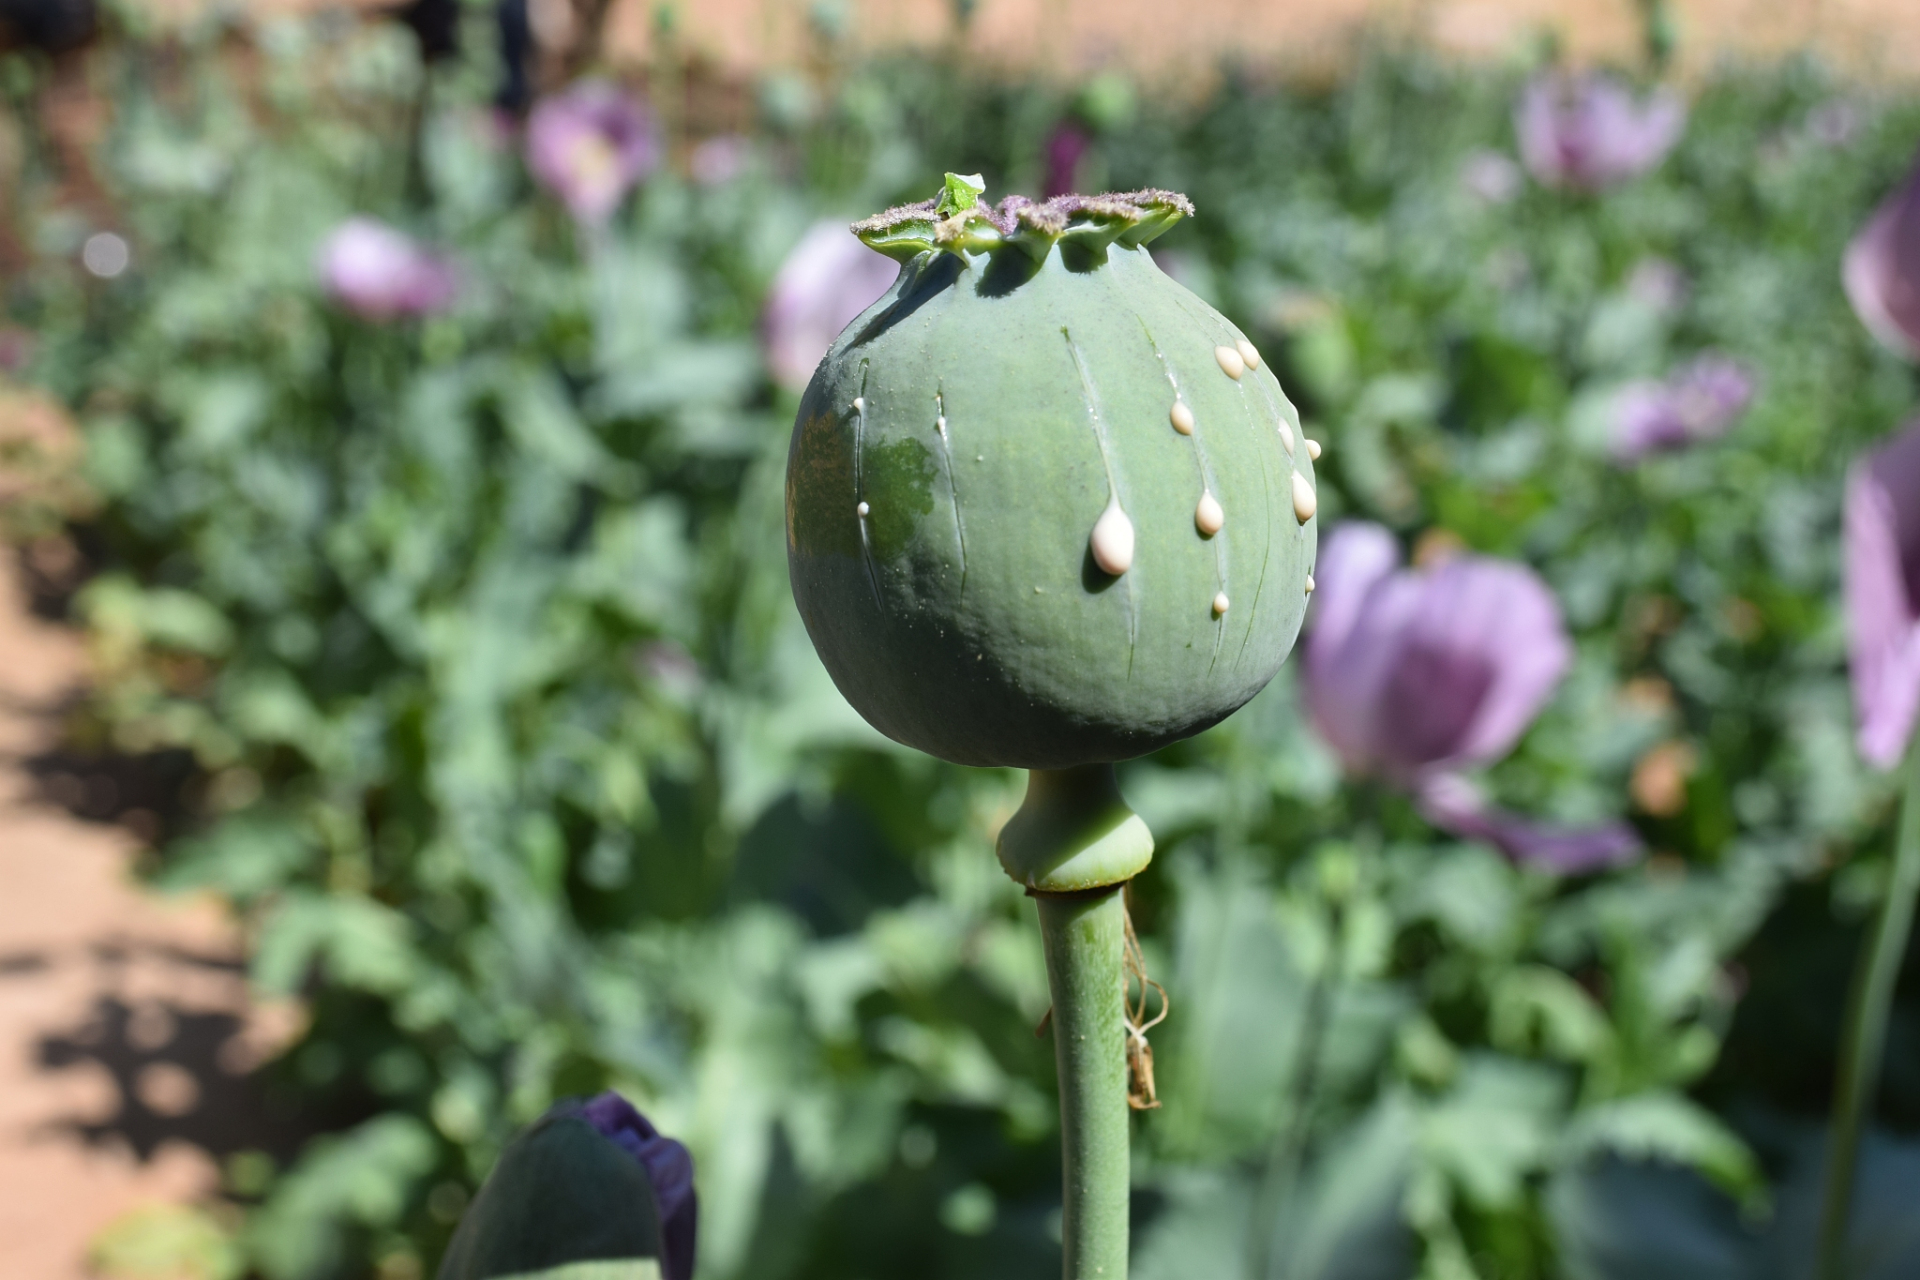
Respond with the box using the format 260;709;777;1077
786;175;1316;794
786;174;1317;1280
439;1091;695;1280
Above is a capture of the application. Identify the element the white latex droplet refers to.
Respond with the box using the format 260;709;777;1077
1212;592;1230;616
853;396;865;412
1278;418;1295;454
1236;338;1261;370
1292;472;1317;524
1305;573;1316;595
1195;490;1224;537
857;501;870;517
1214;345;1245;380
1170;401;1195;435
1090;502;1135;576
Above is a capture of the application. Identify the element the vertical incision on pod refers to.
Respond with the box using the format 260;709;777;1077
1065;327;1138;670
851;365;884;609
1144;321;1231;671
932;387;969;595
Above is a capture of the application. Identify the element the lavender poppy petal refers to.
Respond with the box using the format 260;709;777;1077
1414;556;1572;769
762;220;900;390
527;80;659;225
1516;74;1685;192
1609;381;1688;461
1303;523;1411;772
1844;168;1920;361
1848;423;1920;768
1419;774;1643;874
318;218;457;321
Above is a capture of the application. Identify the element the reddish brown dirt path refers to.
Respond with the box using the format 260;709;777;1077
0;549;261;1279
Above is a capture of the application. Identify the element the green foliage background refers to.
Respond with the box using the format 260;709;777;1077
7;11;1920;1279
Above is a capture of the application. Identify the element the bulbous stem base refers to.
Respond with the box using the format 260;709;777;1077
998;764;1154;892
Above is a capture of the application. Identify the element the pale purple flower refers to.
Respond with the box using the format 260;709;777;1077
1044;122;1092;198
0;327;33;372
526;80;659;224
1515;73;1686;192
689;135;749;187
1626;256;1689;312
316;217;457;320
1305;522;1641;873
762;220;899;390
1608;354;1756;461
1461;149;1523;205
1807;100;1861;149
553;1092;697;1280
1846;420;1920;769
1843;156;1920;361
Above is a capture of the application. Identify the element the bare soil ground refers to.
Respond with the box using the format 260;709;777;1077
0;546;294;1277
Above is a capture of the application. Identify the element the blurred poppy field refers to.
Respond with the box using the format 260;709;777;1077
7;4;1920;1278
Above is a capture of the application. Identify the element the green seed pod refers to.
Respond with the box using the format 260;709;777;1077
786;176;1318;777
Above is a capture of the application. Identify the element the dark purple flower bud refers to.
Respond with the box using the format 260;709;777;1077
316;218;458;321
761;220;899;390
1305;522;1641;873
1843;156;1920;362
1460;149;1523;205
1846;420;1920;768
556;1092;697;1280
438;1090;696;1280
1608;354;1755;461
1515;73;1685;192
526;80;659;225
1043;122;1092;198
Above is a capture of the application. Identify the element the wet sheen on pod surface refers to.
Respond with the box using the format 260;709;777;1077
785;178;1317;769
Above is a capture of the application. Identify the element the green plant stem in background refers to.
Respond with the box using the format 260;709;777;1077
1035;887;1130;1280
1247;898;1343;1280
1817;742;1920;1280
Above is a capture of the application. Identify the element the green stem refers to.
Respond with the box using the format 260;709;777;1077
1001;765;1153;1280
1036;887;1130;1280
1817;743;1920;1280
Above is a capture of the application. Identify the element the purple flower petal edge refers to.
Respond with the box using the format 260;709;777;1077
552;1091;697;1280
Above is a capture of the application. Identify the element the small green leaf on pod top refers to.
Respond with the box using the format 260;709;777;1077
936;171;987;216
786;180;1318;769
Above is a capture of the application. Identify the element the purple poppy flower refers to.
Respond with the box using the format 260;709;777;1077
1044;122;1092;198
1515;73;1685;192
1304;522;1641;873
762;220;900;390
1608;354;1756;461
526;80;659;225
1844;157;1920;361
316;217;457;320
554;1091;698;1280
1846;420;1920;769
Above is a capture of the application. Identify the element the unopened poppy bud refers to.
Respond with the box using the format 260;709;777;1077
438;1092;696;1280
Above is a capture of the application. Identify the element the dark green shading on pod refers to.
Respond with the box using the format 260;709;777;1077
786;181;1317;770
